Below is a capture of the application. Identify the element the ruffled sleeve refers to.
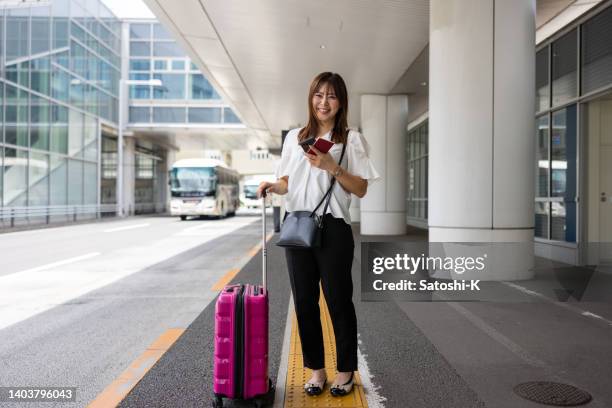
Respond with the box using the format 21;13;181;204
346;131;381;184
275;129;297;179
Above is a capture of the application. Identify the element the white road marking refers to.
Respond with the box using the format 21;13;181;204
444;301;548;369
9;252;101;277
0;217;258;330
503;281;612;327
104;223;150;233
358;335;387;408
581;311;608;321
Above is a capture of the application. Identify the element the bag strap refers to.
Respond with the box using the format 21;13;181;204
310;142;347;218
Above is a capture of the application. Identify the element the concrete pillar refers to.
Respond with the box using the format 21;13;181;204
360;95;408;235
123;137;136;216
429;0;536;280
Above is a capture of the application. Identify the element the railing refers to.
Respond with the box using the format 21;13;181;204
0;205;118;228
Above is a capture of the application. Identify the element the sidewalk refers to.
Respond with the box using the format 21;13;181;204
117;226;612;408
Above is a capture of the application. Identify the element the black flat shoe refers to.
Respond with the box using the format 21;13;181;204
304;378;326;396
330;372;354;397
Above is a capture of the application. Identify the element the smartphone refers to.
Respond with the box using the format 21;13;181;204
298;137;316;153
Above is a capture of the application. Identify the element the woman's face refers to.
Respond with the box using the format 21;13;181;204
312;83;340;125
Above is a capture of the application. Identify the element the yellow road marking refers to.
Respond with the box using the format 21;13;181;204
285;291;368;407
87;328;185;408
211;232;274;291
212;268;241;291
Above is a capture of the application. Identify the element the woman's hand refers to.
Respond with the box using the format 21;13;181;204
256;178;288;198
305;146;336;173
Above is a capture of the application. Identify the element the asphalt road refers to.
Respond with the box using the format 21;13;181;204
2;217;612;408
0;214;266;407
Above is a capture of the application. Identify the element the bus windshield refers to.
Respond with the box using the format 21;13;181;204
170;167;216;197
243;184;258;199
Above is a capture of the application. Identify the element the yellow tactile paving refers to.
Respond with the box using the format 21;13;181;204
285;292;368;408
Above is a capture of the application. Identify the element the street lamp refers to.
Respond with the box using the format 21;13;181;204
116;78;163;217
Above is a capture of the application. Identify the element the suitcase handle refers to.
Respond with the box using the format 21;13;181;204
261;195;267;290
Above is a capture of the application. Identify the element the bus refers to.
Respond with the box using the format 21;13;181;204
169;159;240;220
241;174;274;209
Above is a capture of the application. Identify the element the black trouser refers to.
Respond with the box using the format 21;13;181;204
284;213;358;372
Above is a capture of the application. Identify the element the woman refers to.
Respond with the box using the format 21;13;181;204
257;72;379;397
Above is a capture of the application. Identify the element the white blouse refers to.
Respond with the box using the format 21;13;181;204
275;128;381;224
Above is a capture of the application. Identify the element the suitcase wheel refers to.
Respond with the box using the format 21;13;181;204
211;396;223;408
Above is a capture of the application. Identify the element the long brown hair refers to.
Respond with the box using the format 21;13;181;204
298;72;349;144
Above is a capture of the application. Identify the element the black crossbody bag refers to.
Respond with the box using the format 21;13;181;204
276;143;346;249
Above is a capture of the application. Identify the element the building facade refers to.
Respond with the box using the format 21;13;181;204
0;0;121;226
402;1;612;266
0;2;250;226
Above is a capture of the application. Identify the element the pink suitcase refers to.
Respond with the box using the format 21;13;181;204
213;198;273;408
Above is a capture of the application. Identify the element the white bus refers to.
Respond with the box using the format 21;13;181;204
169;159;240;220
241;174;274;209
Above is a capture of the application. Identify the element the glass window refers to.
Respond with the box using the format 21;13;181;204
101;136;117;180
581;6;612;95
153;60;167;71
1;148;4;206
129;107;151;123
130;73;150;81
130;59;150;71
70;77;85;110
136;154;155;179
551;105;577;199
49;155;68;205
551;201;576;242
188;107;222;123
31;57;51;96
69;109;84;158
51;65;70;102
551;29;577;106
98;92;114;122
51;106;69;154
30;95;50;151
153;73;185;99
54;50;70;69
171;60;185;71
153;24;172;40
3;148;28;206
5;85;29;148
153;107;186;123
189;74;220;99
535;202;549;239
130;85;150;99
70;41;86;78
83;116;97;162
405;121;429;221
223;108;241;123
6;61;30;88
68;159;83;205
130;23;150;39
190;62;198;71
536;48;549;112
53;17;69;49
31;6;51;54
536;115;549;198
52;0;70;48
130;41;150;57
84;162;97;204
153;41;183;57
29;151;49;206
6;9;30;61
